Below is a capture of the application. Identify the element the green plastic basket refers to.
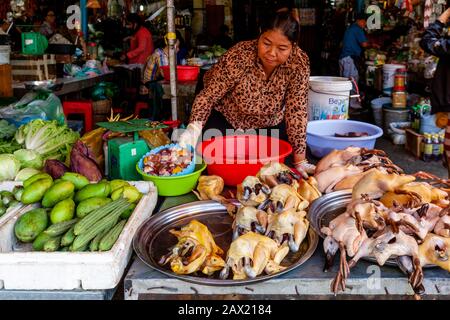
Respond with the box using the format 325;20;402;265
136;161;207;196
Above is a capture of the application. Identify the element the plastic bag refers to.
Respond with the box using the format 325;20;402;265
91;82;120;101
139;129;171;149
0;90;65;126
80;127;107;169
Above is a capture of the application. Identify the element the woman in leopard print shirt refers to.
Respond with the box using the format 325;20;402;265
179;10;313;176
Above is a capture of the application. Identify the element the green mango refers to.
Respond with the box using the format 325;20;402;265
14;208;48;243
23;173;53;188
61;173;90;190
110;179;130;192
41;181;75;208
76;197;112;219
50;198;75;224
74;182;111;203
21;179;53;205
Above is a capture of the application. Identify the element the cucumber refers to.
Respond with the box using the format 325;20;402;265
61;226;76;247
99;220;127;251
44;218;78;237
76;197;112;219
43;236;61;252
32;232;53;251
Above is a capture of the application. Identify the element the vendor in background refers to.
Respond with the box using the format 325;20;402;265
420;7;450;176
121;13;154;66
140;36;180;96
39;9;56;38
339;13;369;106
214;24;233;50
176;10;315;177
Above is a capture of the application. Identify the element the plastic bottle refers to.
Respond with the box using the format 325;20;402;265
422;133;433;162
432;134;441;161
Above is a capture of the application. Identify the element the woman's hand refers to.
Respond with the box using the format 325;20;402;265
173;122;203;148
293;154;316;179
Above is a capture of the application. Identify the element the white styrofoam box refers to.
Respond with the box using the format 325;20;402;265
0;181;158;290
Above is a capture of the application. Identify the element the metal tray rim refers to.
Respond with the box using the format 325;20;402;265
133;200;319;286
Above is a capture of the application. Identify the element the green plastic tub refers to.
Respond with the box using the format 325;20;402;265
136;161;207;196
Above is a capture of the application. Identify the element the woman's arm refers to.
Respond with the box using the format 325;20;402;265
420;9;450;58
189;46;243;126
284;52;310;164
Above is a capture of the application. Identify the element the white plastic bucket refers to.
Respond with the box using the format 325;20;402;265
383;64;403;95
0;45;10;65
308;76;353;120
371;97;391;128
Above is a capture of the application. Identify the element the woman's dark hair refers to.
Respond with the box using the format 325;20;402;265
127;13;142;27
260;10;300;44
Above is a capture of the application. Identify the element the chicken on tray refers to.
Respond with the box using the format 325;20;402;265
159;220;225;275
320;167;450;298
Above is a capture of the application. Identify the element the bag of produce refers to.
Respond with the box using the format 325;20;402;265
0;90;65;126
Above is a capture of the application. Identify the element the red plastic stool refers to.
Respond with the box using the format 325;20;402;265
134;101;149;117
63;101;93;132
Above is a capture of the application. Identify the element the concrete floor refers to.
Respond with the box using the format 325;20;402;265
375;137;448;178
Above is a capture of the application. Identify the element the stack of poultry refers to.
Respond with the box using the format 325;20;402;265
321;169;450;298
160;162;322;280
314;146;404;194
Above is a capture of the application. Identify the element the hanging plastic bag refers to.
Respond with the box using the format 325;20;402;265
0;90;65;126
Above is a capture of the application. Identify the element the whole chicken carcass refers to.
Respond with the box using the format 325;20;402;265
258;184;309;213
334;168;385;191
193;175;237;215
256;162;300;188
345;197;389;231
352;171;416;200
418;234;450;272
315;164;363;194
159;220;225;275
434;215;450;238
315;147;362;174
321;213;366;258
232;206;269;240
265;208;309;252
297;176;322;203
219;232;289;280
237;176;271;207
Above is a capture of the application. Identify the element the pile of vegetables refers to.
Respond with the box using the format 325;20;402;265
0;188;23;217
14;172;143;252
15;119;79;162
0;119;79;182
0;120;21;154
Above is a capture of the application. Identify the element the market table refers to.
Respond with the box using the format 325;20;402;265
12;71;115;99
124;194;450;300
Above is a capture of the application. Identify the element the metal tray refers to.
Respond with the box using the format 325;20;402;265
308;190;435;268
133;200;319;286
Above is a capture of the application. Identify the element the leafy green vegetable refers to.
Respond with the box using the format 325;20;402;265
0;154;21;181
15;168;40;182
0;120;17;140
13;149;43;170
14;120;79;161
0;139;21;154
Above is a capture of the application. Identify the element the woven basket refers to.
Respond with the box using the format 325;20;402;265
92;99;112;115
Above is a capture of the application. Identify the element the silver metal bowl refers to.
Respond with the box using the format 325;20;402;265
133;200;319;286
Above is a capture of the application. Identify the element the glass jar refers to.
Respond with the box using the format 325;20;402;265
392;90;407;109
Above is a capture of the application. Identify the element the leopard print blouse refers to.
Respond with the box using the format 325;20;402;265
189;40;310;156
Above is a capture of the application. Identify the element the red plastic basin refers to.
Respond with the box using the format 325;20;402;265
197;135;293;186
161;66;200;81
